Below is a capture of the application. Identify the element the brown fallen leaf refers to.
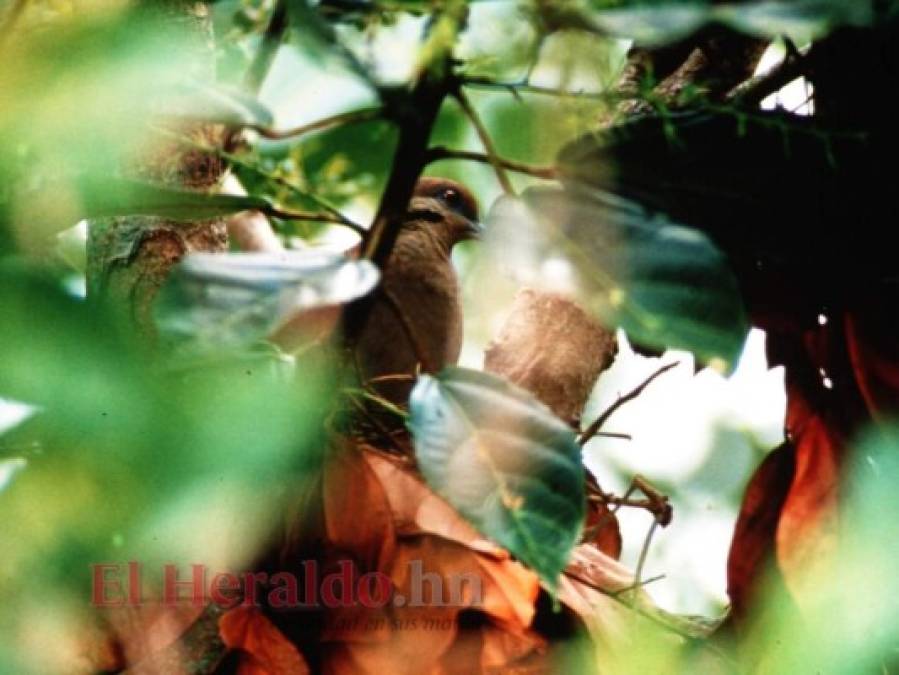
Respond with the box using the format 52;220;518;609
220;606;309;675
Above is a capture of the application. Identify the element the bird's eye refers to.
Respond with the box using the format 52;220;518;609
440;188;461;206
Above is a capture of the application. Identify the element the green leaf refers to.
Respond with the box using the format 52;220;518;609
580;0;875;46
409;367;586;590
587;2;709;46
80;178;273;222
0;263;330;634
497;187;748;371
155;251;379;355
715;0;874;39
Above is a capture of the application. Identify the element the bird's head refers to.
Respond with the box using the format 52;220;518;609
405;177;482;248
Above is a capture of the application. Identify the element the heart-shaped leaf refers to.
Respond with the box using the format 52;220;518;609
155;251;379;354
409;367;586;590
493;187;749;371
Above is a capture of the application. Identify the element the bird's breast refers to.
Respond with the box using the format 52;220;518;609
355;237;464;394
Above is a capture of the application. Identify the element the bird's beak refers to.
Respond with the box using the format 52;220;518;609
461;218;484;240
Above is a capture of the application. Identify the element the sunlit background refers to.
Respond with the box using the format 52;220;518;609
0;3;816;619
9;3;894;672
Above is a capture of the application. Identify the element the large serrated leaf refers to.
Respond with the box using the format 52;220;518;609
490;187;748;371
409;367;586;590
155;251;379;355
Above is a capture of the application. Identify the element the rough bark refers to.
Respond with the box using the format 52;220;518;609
85;2;228;339
613;28;768;119
484;288;617;426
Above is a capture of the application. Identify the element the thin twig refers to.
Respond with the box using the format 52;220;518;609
588;494;660;511
462;76;623;103
453;88;515;195
727;44;811;107
348;394;407;455
264;205;365;233
561;568;732;651
367;373;417;385
587;474;672;525
578;362;678;446
248;107;382;140
593;431;632;441
632;518;660;603
426;146;558;180
610;573;666;598
358;390;409;420
153;126;366;234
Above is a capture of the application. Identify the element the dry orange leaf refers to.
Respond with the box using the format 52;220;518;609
219;606;309;675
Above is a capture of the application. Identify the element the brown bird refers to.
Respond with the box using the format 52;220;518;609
355;177;480;402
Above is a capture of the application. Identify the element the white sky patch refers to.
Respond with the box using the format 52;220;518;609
259;47;378;130
583;329;786;614
756;42;814;115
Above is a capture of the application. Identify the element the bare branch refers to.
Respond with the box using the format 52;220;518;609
632;519;661;603
426;146;558;180
462;76;621;102
727;44;812;106
453;88;515;195
248;107;382;140
578;362;678;446
264;204;365;234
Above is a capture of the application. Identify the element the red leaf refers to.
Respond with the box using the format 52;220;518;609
726;442;795;624
845;310;899;420
220;606;309;675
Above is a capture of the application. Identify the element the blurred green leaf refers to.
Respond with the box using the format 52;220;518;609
80;178;273;222
0;262;330;647
497;187;748;370
155;251;379;355
716;0;874;38
409;367;585;590
578;0;875;46
587;2;709;46
0;8;203;175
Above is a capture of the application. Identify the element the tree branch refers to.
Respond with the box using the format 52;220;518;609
578;362;678;446
462;76;621;102
726;44;812;106
426;146;558;180
453;88;515;195
340;1;467;348
248;107;383;140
